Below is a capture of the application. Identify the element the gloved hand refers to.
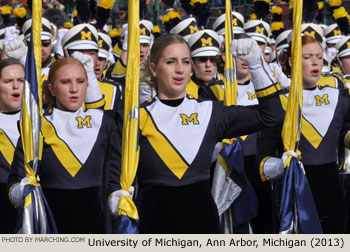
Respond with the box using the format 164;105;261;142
4;38;28;63
10;177;32;208
218;35;224;50
230;38;261;67
55;28;68;58
122;31;128;51
3;26;20;45
108;186;135;216
72;51;94;74
269;62;291;89
230;38;275;91
326;47;337;64
261;151;298;181
261;157;284;181
72;51;103;103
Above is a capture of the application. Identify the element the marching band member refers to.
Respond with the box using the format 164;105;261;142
107;34;283;234
258;35;350;233
95;32;112;81
186;29;222;99
0;59;25;233
8;57;120;234
61;23;121;111
106;20;153;86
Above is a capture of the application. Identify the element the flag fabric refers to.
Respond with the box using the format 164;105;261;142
211;0;252;233
279;159;323;233
115;0;140;234
212;140;258;233
279;0;322;234
17;0;58;234
223;0;238;106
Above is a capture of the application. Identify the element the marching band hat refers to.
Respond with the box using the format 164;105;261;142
324;24;344;45
212;11;244;36
336;36;350;58
244;20;270;44
275;30;291;51
187;29;221;57
139;19;153;44
170;17;199;41
22;18;52;41
97;32;112;59
301;23;324;44
319;24;327;31
61;23;99;57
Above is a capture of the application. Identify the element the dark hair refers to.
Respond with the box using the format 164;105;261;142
280;35;322;76
43;57;87;108
0;58;24;78
141;34;190;88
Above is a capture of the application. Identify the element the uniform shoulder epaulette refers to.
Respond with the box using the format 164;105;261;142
141;97;156;107
187;94;195;99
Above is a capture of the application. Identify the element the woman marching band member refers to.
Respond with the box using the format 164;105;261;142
0;59;25;233
108;34;283;234
8;57;120;233
258;35;350;233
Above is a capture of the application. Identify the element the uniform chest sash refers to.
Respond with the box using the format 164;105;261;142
42;107;103;177
280;87;339;149
0;112;20;165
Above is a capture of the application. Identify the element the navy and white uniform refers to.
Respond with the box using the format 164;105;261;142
0;111;20;233
8;107;120;234
109;93;283;234
258;86;350;233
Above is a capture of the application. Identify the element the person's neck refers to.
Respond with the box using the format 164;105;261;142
237;75;250;84
1;109;20;115
303;83;317;90
42;58;51;68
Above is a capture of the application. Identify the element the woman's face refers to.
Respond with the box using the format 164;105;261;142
301;42;323;88
150;43;192;99
48;63;88;112
0;65;25;113
193;56;217;85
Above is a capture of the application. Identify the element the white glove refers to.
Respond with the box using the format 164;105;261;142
230;38;261;66
4;38;28;64
3;26;20;45
326;47;337;64
72;51;103;103
218;35;224;50
269;62;291;89
122;31;128;51
261;157;284;181
55;28;68;58
231;38;276;91
10;177;32;208
108;186;135;216
72;51;94;74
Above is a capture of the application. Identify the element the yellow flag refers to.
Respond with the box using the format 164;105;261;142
223;0;238;106
281;0;303;162
118;0;140;221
